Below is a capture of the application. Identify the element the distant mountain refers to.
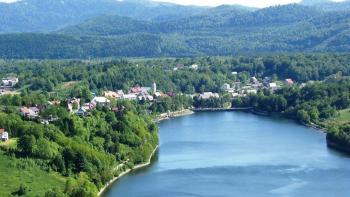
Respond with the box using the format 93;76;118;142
0;0;206;33
300;0;332;5
0;3;349;58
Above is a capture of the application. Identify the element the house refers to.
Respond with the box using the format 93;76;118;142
76;107;87;117
268;83;279;92
221;83;231;91
92;97;110;107
198;92;220;100
48;100;61;106
130;86;143;94
20;107;40;118
285;78;294;85
231;93;240;98
104;91;119;99
232;71;238;75
0;129;9;141
1;76;18;87
82;102;96;111
104;90;124;99
269;83;277;88
67;98;81;112
190;64;199;70
245;89;257;94
173;64;185;71
123;94;137;100
251;77;258;84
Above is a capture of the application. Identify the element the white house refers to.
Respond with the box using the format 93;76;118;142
199;92;220;100
221;83;231;91
0;129;8;141
123;94;137;100
92;97;111;106
190;64;199;70
269;83;277;88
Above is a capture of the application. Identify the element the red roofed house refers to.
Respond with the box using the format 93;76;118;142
130;86;143;94
285;78;294;85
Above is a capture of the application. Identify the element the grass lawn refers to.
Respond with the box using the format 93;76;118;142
0;151;67;197
327;109;350;124
0;138;17;150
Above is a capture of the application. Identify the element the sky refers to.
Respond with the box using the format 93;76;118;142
0;0;345;8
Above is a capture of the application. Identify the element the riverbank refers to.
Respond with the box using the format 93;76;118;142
154;109;194;122
98;145;159;196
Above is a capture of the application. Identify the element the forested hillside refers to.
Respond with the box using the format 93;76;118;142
0;3;349;59
0;0;206;33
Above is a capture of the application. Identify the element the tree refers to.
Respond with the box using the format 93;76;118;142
297;109;310;124
18;135;36;156
12;184;28;196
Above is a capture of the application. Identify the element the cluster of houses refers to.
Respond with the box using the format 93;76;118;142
20;106;40;119
173;64;199;71
0;76;19;95
1;76;18;87
221;76;295;98
102;82;161;102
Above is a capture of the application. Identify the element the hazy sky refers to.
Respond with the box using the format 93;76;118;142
153;0;302;7
0;0;345;8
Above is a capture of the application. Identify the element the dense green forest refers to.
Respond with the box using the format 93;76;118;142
2;54;350;93
0;95;158;196
0;3;349;58
0;0;205;33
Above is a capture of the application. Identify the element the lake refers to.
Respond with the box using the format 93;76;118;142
103;112;350;197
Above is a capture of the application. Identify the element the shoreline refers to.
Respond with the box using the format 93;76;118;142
155;109;194;122
97;145;159;196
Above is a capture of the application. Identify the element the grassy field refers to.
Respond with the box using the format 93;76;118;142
0;138;17;150
0;151;67;197
327;109;350;124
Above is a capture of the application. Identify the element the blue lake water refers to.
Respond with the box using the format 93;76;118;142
103;112;350;197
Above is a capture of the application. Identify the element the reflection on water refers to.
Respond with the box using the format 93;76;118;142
104;112;350;197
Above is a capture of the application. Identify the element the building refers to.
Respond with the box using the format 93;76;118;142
67;98;81;112
1;76;18;87
251;77;258;84
269;83;277;88
76;107;87;117
245;89;257;94
152;82;157;94
0;129;9;141
285;78;294;85
221;83;231;91
92;97;111;107
123;94;137;100
268;83;279;92
198;92;220;100
190;64;199;70
20;107;40;118
104;90;124;99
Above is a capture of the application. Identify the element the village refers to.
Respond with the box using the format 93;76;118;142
0;69;299;143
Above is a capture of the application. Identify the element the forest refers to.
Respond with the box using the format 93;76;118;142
0;94;158;196
0;4;349;58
